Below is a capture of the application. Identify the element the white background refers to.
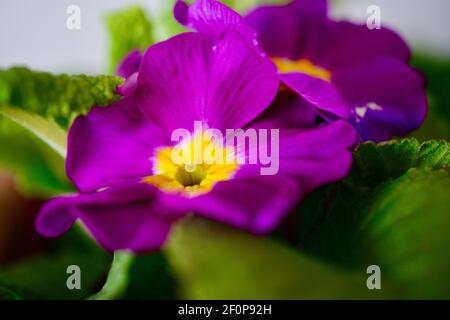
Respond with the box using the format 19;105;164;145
0;0;449;74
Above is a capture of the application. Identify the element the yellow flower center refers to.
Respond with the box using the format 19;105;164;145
272;58;332;82
143;132;239;197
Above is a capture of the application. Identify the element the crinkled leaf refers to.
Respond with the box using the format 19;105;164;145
0;67;121;194
295;139;450;299
0;67;122;128
106;6;154;73
165;217;396;299
348;139;449;185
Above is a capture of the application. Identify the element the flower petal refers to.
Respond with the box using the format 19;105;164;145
332;58;427;141
187;120;354;234
174;0;265;56
117;72;138;96
36;196;77;237
249;91;318;130
36;183;185;252
174;0;189;26
279;120;355;158
136;31;278;132
278;120;355;190
246;2;409;70
67;95;169;192
235;120;355;193
175;0;242;39
189;174;301;234
280;72;349;119
245;0;328;59
317;21;411;70
116;49;142;78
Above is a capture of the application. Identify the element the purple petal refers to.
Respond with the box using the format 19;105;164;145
136;32;278;132
189;174;301;234
116;50;143;96
287;0;328;18
248;91;318;130
116;49;142;78
117;72;138;96
317;21;411;70
245;0;328;59
174;0;190;26
246;1;409;71
176;0;242;38
332;58;427;141
279;120;355;158
280;72;349;119
240;120;356;189
36;195;77;237
36;183;185;252
188;120;355;234
277;120;355;190
67;95;170;192
174;0;263;55
235;120;355;198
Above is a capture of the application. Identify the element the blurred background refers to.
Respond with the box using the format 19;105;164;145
0;0;449;74
0;0;449;300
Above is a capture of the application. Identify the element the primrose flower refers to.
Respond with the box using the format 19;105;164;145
36;32;355;252
175;0;427;142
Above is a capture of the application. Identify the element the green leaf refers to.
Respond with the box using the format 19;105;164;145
0;107;67;158
295;139;450;298
0;116;73;197
106;6;154;73
360;169;450;298
0;226;111;300
0;67;121;194
0;284;25;300
0;67;122;128
411;55;450;140
165;217;396;299
348;139;449;185
121;253;176;300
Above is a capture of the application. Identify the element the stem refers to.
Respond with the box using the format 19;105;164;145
88;250;134;300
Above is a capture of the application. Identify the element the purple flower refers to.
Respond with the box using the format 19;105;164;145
36;32;355;253
116;49;142;96
175;0;427;142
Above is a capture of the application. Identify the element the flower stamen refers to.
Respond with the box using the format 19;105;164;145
273;58;332;82
143;133;239;197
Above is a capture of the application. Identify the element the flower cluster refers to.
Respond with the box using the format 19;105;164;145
36;0;426;252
